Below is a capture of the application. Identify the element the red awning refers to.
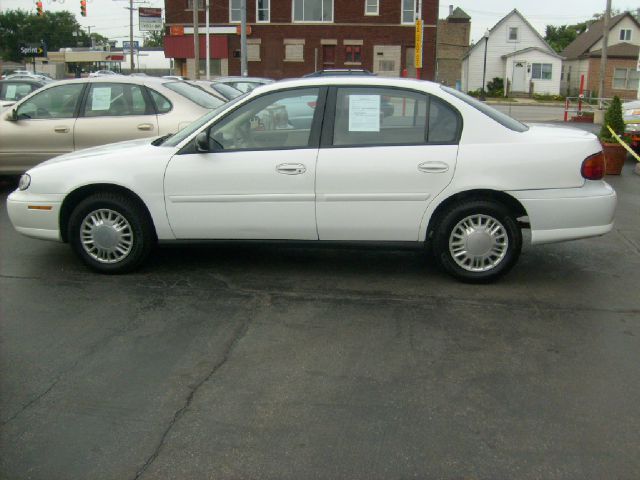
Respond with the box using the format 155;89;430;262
164;35;228;59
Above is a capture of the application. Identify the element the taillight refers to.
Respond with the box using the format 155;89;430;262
581;151;605;180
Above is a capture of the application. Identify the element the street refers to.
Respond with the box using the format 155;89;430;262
1;154;639;479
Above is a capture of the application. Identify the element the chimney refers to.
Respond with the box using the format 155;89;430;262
449;5;454;16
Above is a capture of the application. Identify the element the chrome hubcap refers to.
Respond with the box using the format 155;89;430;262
449;214;508;272
80;209;133;264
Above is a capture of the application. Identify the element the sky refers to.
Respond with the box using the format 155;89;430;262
0;0;637;46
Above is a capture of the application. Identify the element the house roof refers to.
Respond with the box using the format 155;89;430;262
588;42;640;58
462;9;556;60
560;12;640;60
447;7;470;21
501;46;565;60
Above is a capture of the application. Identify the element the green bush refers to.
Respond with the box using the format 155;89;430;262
532;93;565;101
599;96;625;142
486;77;504;96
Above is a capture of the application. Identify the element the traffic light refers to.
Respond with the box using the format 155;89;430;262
36;1;43;16
80;0;87;17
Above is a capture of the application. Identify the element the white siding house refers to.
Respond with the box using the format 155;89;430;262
461;9;562;96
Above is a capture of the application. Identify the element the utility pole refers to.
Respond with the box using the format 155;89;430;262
193;0;200;79
205;0;210;80
598;0;612;109
240;0;247;76
129;0;135;72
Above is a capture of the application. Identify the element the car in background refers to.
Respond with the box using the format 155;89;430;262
190;80;244;101
210;76;274;93
0;77;51;109
0;76;227;174
89;70;119;77
7;77;617;282
623;100;640;152
304;69;374;77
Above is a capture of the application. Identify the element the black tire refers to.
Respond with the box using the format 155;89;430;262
431;199;522;283
67;192;154;273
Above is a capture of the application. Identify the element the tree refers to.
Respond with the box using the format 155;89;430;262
544;23;588;52
0;9;92;62
143;27;164;48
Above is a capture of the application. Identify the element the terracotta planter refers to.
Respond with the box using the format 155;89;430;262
570;115;594;123
600;141;626;175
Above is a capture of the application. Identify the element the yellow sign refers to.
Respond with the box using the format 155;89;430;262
414;19;423;69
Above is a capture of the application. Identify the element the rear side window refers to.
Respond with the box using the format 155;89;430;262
163;81;226;109
83;83;153;117
428;96;461;143
148;88;172;113
441;85;528;132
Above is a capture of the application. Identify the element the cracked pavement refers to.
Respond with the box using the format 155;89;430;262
1;158;639;480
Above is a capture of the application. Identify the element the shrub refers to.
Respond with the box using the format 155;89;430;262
599;96;625;142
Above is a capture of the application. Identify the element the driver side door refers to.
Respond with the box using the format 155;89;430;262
164;87;326;240
0;83;85;173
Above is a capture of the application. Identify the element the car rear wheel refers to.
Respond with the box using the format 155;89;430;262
68;192;154;273
432;199;522;283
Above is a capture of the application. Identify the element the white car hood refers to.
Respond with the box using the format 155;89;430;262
36;137;158;168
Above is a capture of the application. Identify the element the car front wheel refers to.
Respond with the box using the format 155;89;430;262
68;192;154;273
432;199;522;283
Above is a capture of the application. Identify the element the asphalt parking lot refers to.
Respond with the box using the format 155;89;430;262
1;153;639;480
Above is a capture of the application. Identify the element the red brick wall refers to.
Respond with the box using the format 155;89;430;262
587;57;639;100
165;0;438;80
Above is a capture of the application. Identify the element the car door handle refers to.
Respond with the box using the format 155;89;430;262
137;123;154;131
276;163;306;175
54;126;69;133
418;161;449;173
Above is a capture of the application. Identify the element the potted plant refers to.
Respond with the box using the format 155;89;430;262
599;96;627;175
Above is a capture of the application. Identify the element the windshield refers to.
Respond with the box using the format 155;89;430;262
162;93;248;147
163;81;226;109
441;86;529;132
212;83;243;100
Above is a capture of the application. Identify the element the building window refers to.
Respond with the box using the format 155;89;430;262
560;65;564;81
186;0;203;9
345;45;362;63
508;27;518;41
293;0;333;23
613;68;640;90
401;0;415;24
230;0;241;22
257;0;270;22
284;39;305;61
531;63;552;80
619;29;632;41
247;39;261;61
365;0;379;15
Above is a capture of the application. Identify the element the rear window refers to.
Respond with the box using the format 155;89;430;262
163;81;226;109
441;86;528;132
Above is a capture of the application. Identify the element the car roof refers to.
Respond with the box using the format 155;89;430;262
212;76;273;83
252;76;440;95
0;78;47;85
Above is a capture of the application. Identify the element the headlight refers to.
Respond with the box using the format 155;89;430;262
18;173;31;191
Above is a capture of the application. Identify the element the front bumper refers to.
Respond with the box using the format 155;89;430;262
508;181;617;245
7;190;64;241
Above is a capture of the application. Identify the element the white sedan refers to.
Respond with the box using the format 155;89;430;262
7;77;617;282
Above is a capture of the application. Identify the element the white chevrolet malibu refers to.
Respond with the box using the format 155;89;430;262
7;77;616;282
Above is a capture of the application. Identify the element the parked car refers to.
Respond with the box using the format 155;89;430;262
190;80;244;101
304;69;374;77
162;75;187;81
0;76;227;174
210;76;274;93
0;77;51;109
7;77;617;282
89;70;119;77
623;100;640;152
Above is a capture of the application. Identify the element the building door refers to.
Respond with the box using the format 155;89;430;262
512;61;527;92
322;45;335;67
373;45;401;77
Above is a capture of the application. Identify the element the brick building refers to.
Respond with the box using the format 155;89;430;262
163;0;438;80
435;6;470;88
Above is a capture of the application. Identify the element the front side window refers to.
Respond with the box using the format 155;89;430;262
293;0;333;22
531;63;552;80
365;0;379;15
230;0;241;22
0;82;35;101
208;88;320;151
332;87;451;147
401;0;415;24
16;83;84;120
613;68;639;90
83;83;152;117
257;0;270;22
508;27;518;41
619;29;631;41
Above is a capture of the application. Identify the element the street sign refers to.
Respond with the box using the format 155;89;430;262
169;25;185;36
19;44;46;57
122;41;140;54
414;19;423;69
139;7;162;31
235;25;252;35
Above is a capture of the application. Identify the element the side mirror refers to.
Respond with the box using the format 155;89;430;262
195;131;209;152
6;109;18;121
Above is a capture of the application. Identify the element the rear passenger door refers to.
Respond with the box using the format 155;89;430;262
73;82;159;150
315;86;461;241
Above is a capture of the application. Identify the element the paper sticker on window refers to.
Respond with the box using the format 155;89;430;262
5;84;17;99
91;87;112;111
348;95;380;132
